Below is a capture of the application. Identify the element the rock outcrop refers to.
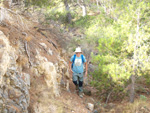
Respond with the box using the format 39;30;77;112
0;31;30;113
0;6;70;112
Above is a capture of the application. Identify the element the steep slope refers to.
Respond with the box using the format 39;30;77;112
0;5;69;113
0;5;96;113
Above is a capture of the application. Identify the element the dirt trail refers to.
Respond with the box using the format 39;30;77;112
58;80;99;113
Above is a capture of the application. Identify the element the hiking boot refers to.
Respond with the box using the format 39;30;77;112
79;92;84;98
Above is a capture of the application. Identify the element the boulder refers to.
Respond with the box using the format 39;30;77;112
87;103;94;111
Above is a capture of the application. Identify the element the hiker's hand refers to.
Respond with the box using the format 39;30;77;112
84;71;88;77
69;69;73;74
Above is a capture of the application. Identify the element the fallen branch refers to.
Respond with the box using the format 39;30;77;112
106;90;113;104
38;44;48;53
48;40;57;49
33;27;52;31
37;29;48;38
19;14;29;30
24;41;32;66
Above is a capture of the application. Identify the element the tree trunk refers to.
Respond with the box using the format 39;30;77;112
81;4;86;16
130;75;135;103
130;9;140;103
96;0;100;7
77;0;87;17
64;0;72;24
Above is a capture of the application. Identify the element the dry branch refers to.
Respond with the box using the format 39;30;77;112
106;90;113;104
24;41;32;66
48;40;57;49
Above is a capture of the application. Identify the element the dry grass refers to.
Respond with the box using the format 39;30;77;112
114;99;150;113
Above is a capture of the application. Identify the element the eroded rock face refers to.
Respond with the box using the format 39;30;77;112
0;28;70;112
36;61;60;96
0;5;71;111
0;31;30;113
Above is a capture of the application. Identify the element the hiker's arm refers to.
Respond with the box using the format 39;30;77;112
84;62;88;76
69;61;73;73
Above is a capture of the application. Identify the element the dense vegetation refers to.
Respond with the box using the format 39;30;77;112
10;0;150;103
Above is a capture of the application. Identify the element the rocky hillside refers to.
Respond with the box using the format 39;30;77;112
0;5;72;113
0;3;100;113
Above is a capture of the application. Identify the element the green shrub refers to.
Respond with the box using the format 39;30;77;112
140;95;147;101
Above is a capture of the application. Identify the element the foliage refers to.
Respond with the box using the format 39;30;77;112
87;0;150;101
140;95;147;101
45;11;67;22
74;15;96;28
31;0;51;7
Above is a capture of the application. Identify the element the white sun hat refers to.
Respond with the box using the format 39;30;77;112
75;47;82;53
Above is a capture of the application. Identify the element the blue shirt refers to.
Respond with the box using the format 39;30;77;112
70;55;86;73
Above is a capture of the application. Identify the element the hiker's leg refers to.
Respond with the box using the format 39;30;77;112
73;81;77;86
78;73;84;93
79;81;83;92
72;73;78;90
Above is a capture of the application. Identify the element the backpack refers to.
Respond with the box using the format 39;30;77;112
71;54;84;68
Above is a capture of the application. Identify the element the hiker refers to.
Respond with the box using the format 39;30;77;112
69;47;88;98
